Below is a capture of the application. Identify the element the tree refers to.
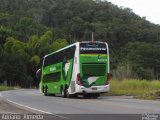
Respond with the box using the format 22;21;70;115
3;37;29;86
49;38;68;52
0;26;12;45
15;17;46;41
124;41;160;79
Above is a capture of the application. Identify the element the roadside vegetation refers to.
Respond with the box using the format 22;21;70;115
0;85;15;91
110;79;160;99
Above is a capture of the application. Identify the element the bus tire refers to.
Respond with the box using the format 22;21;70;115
92;93;100;98
64;85;69;98
61;86;65;98
61;85;68;98
66;89;72;98
63;87;68;98
69;93;78;98
63;89;68;98
44;86;48;96
83;93;91;98
42;86;44;93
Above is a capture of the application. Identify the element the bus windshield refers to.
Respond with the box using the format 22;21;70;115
80;43;107;54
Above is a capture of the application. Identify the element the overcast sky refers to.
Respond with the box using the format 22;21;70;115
107;0;160;25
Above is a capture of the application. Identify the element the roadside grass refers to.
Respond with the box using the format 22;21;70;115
109;79;160;100
0;85;15;91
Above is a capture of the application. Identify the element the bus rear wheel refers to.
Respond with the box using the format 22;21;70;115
83;93;100;98
68;93;78;98
92;93;100;98
61;86;67;98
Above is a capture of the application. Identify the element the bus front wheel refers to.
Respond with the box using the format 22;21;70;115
44;86;48;96
42;86;44;93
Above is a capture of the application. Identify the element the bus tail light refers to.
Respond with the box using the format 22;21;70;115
107;73;111;81
76;73;82;85
106;73;110;85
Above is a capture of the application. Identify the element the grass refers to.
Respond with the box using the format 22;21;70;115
0;85;15;91
109;79;160;100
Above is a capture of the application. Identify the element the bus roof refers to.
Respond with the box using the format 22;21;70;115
44;41;108;58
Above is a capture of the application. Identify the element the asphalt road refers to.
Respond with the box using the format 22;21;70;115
0;89;160;120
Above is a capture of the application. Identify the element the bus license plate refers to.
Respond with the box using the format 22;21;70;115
92;87;97;90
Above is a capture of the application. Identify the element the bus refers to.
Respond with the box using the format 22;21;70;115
38;41;110;98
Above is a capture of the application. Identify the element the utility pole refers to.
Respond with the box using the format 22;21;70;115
92;32;94;42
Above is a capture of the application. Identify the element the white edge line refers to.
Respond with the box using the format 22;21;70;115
6;99;68;119
0;112;17;114
7;99;52;114
0;93;2;97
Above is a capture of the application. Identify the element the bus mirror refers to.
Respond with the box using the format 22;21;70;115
36;69;42;79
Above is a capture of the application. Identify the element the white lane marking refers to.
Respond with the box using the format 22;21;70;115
0;112;18;114
7;99;52;114
6;99;68;119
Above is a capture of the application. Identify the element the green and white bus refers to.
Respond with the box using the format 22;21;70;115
38;41;110;98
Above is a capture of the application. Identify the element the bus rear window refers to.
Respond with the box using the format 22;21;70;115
80;43;107;54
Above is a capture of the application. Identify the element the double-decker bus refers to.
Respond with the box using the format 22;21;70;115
38;41;110;98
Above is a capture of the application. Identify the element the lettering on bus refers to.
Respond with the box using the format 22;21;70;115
80;47;106;51
98;59;107;62
49;67;56;71
49;66;61;72
80;43;107;54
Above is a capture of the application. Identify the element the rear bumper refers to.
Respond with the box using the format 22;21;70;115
76;84;110;94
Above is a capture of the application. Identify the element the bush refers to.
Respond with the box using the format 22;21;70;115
110;79;160;99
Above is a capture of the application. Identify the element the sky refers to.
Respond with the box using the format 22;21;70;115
107;0;160;25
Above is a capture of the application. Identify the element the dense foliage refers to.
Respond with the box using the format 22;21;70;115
0;0;160;87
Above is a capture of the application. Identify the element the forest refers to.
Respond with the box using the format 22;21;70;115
0;0;160;87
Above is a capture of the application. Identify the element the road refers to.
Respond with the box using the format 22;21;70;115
0;89;160;120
